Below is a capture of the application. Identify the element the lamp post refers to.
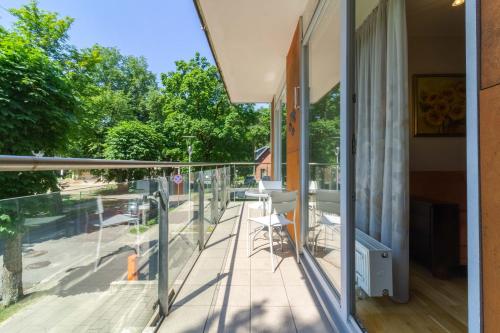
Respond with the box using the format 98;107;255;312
183;136;195;210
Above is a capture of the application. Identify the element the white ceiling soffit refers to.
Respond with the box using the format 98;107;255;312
195;0;310;104
309;0;341;103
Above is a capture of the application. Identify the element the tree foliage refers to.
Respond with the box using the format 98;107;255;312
80;46;157;118
309;85;341;164
104;120;163;161
9;1;74;60
104;121;163;181
0;2;77;305
0;36;76;156
0;1;271;183
0;19;76;201
67;45;158;158
159;54;269;162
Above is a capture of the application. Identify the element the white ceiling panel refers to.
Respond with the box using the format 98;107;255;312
196;0;311;103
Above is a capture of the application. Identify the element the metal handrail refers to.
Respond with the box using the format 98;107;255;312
0;155;260;172
0;155;338;172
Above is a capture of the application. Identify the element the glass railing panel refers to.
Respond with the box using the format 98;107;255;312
0;176;159;332
309;163;340;191
224;167;227;208
0;161;250;330
232;165;258;200
216;169;224;217
202;169;215;243
167;172;198;293
225;166;231;205
234;165;258;190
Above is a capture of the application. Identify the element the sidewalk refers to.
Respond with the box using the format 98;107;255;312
0;223;159;333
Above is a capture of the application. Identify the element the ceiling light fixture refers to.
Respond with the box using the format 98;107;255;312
452;0;465;6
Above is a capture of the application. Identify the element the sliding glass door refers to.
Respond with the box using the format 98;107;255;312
299;0;479;332
304;0;343;298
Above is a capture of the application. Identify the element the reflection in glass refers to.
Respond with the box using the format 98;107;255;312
0;180;160;332
306;85;342;294
305;0;342;297
281;100;287;186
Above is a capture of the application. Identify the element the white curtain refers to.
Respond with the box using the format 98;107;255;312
355;0;409;303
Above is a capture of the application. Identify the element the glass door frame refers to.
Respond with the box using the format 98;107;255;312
464;0;481;331
297;0;357;331
298;0;482;332
273;85;286;181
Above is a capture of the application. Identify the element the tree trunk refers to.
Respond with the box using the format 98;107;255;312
2;234;23;306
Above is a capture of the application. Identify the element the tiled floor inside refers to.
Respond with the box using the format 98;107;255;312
159;201;334;333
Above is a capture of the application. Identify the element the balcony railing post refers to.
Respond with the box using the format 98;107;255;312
227;166;231;204
156;177;169;316
231;164;235;202
211;172;217;224
221;168;226;211
215;168;220;220
198;172;205;251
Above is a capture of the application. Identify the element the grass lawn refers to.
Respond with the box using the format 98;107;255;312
129;225;150;234
0;292;44;324
128;217;158;235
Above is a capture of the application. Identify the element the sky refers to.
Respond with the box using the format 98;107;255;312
0;0;214;76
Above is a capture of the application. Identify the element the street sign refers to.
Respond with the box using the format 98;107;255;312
173;174;183;184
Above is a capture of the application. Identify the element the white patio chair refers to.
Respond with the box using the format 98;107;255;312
246;180;282;220
247;191;299;272
309;180;319;193
313;190;340;254
308;180;319;215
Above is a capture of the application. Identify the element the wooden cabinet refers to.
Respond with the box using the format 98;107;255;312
410;198;460;279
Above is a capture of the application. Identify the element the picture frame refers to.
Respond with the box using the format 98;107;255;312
413;74;466;137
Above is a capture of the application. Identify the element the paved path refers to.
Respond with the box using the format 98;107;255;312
0;216;159;333
160;202;334;333
0;239;158;333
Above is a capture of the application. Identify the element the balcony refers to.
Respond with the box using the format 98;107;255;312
0;157;331;333
159;202;331;332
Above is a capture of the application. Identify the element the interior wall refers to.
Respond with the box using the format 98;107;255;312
407;5;467;265
408;35;466;172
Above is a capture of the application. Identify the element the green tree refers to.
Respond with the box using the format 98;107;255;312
104;121;164;181
247;107;271;151
68;45;158;157
81;45;157;119
0;28;77;306
0;35;76;194
160;54;267;162
69;87;134;158
9;0;74;60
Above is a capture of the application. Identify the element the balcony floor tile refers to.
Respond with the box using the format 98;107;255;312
159;202;333;333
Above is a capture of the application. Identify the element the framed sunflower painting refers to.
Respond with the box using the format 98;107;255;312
413;74;466;137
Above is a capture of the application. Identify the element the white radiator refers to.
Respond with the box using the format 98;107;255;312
355;229;393;297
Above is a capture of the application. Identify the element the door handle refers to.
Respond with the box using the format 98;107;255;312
294;86;300;110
